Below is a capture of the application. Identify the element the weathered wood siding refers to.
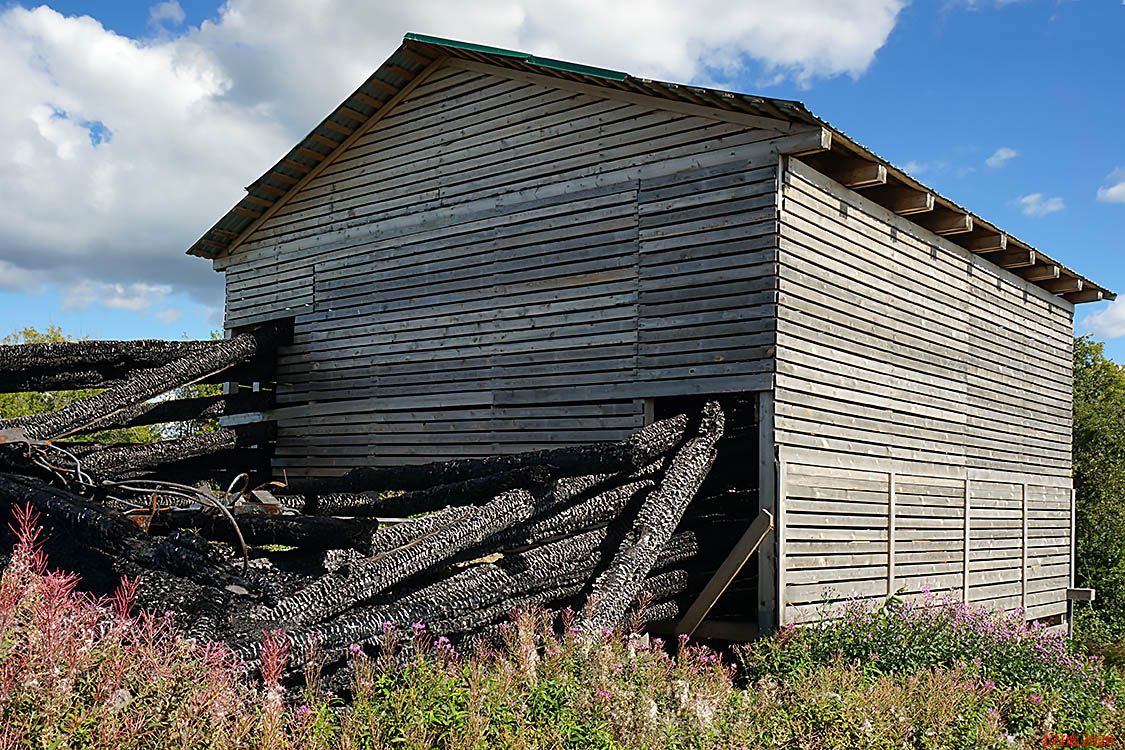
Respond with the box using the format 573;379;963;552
218;62;803;476
775;158;1074;623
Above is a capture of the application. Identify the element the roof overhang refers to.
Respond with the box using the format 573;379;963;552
186;33;1113;305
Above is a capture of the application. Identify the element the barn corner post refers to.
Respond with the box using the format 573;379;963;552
756;390;780;633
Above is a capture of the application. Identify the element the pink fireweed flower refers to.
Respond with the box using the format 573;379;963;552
1029;693;1043;704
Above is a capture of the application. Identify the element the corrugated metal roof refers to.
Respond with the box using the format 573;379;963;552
186;33;1113;303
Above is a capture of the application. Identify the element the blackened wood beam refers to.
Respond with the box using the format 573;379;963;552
76;429;239;479
307;466;554;517
0;326;279;440
152;509;377;553
76;392;273;434
279;412;690;496
0;340;208;392
260;489;536;628
583;401;725;631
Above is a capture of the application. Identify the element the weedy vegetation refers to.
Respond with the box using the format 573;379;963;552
2;506;1124;749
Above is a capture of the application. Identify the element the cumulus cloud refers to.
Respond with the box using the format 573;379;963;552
1083;299;1125;341
0;260;45;293
62;280;172;312
1098;168;1125;204
986;146;1018;168
148;2;186;29
1016;193;1066;217
155;307;182;324
0;1;908;321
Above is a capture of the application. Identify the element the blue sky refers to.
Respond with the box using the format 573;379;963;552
0;0;1122;360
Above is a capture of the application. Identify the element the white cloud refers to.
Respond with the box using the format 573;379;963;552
986;146;1018;168
63;280;172;312
902;159;949;176
0;1;908;318
1097;168;1125;204
155;307;183;324
0;260;45;293
1083;299;1125;341
149;2;186;29
1016;192;1066;217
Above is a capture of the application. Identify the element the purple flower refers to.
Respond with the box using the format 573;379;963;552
594;689;611;701
348;643;365;659
1029;693;1043;704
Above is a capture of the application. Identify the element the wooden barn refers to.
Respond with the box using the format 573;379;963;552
187;34;1114;635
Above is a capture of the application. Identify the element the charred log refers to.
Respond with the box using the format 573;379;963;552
152;509;377;553
0;328;276;439
79;429;239;478
639;569;689;602
0;473;265;598
583;402;724;631
260;490;536;627
494;478;655;551
0;339;209;392
307;465;554;517
77;392;271;433
279;412;689;496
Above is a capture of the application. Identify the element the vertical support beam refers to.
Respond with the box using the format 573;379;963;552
1021;483;1029;615
756;391;778;633
1069;487;1077;636
777;452;788;627
887;471;897;596
963;478;972;604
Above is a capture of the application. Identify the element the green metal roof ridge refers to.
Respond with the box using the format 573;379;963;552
403;32;627;81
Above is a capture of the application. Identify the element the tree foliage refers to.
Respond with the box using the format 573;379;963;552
1073;335;1125;634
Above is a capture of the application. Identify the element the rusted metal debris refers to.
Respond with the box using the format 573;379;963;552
0;330;750;687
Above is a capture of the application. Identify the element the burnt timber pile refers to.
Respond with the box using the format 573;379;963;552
0;327;764;679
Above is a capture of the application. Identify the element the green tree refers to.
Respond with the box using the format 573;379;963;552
1073;335;1125;636
0;326;161;444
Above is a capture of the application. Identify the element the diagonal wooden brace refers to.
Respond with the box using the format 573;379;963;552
674;508;774;638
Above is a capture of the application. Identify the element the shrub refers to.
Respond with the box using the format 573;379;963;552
737;591;1125;739
4;502;1125;749
0;505;259;748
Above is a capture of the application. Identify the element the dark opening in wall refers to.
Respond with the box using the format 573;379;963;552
649;392;763;635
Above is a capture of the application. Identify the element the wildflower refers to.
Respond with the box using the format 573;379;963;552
594;689;611;701
1029;693;1043;704
108;688;131;711
411;622;426;633
296;704;312;715
348;643;366;659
